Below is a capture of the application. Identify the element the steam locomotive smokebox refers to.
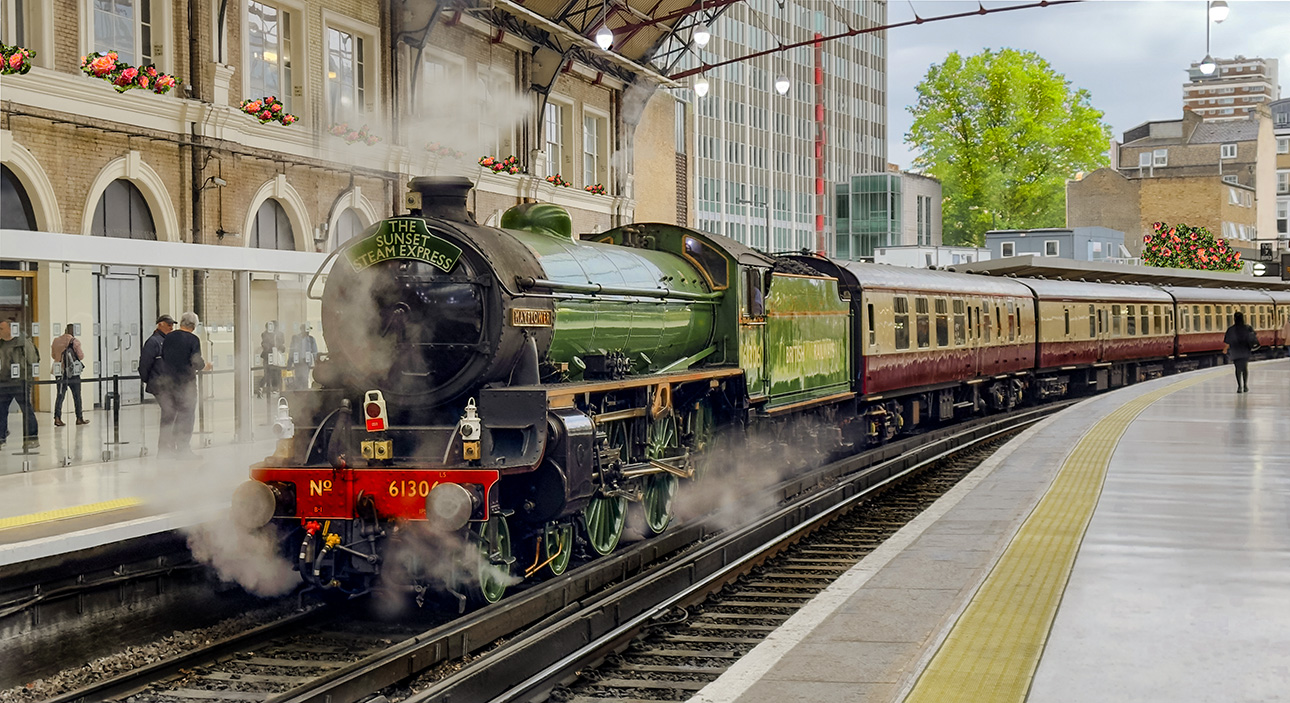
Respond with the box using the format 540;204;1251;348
408;176;474;223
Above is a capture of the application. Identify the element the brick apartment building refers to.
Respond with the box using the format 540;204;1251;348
1068;106;1276;257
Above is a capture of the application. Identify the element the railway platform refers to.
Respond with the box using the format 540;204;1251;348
0;406;275;566
692;359;1290;703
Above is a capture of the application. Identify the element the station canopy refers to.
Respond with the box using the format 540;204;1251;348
435;0;720;85
947;255;1290;291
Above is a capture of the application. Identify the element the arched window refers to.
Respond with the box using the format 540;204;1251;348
250;198;296;250
90;179;157;239
1;165;37;230
333;207;366;249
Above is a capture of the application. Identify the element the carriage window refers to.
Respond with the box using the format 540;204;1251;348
1225;305;1232;327
1126;306;1136;335
1097;308;1105;335
1064;308;1071;337
979;305;987;341
1006;300;1016;341
1139;305;1149;336
915;297;930;349
953;300;966;345
1181;307;1189;332
1204;305;1212;331
894;297;910;350
1153;305;1162;335
867;303;875;347
1088;305;1096;337
935;299;949;347
1112;305;1122;336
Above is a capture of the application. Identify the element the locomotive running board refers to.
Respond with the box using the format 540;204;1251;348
544;367;744;408
759;391;856;417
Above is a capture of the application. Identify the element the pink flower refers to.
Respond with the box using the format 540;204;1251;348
91;56;115;76
271;103;281;112
244;100;262;113
155;74;176;91
137;75;150;89
259;110;272;121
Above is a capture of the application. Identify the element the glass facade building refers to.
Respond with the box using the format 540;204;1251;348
677;0;887;255
836;173;901;260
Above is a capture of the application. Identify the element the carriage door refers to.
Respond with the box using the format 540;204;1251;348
94;267;156;406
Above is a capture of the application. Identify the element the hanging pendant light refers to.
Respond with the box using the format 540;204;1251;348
693;22;711;48
694;76;709;97
595;25;614;50
774;74;791;95
1199;54;1217;75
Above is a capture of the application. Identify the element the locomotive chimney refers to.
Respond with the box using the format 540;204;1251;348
408;176;474;223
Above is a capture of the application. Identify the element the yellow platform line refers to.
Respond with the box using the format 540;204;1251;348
0;497;144;531
905;371;1220;703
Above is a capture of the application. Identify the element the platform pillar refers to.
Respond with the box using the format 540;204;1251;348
233;270;254;442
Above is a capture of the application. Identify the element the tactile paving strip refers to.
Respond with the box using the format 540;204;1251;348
904;371;1221;703
0;497;143;531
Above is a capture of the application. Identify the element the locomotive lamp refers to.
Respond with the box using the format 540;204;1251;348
460;398;482;461
364;390;389;431
272;397;294;439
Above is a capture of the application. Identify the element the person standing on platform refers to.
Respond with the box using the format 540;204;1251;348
140;314;175;454
289;324;317;390
158;312;211;457
51;324;89;427
1223;311;1258;393
0;319;40;449
256;322;284;398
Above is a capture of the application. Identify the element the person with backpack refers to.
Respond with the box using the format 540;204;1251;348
1222;311;1258;394
51;324;88;427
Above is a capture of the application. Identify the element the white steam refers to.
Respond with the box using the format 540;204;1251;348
187;523;299;597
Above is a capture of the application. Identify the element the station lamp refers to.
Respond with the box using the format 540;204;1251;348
1209;0;1229;23
693;21;711;48
694;75;710;97
595;25;614;50
774;74;791;95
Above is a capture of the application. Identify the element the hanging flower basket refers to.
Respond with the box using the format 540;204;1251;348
584;184;606;195
1143;222;1241;272
240;96;298;126
546;173;571;188
1;43;35;75
79;51;178;94
479;155;521;174
329;123;381;146
426;142;465;159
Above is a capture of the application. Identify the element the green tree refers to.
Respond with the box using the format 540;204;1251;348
907;49;1111;246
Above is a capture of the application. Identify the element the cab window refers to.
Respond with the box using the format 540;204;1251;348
744;268;765;318
683;236;729;290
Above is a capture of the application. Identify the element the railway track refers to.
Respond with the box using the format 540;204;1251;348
40;404;1060;703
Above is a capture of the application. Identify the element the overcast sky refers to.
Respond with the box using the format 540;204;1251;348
885;0;1290;170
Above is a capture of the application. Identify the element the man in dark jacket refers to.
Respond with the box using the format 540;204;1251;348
0;319;40;449
141;314;175;454
158;312;211;456
1223;311;1258;393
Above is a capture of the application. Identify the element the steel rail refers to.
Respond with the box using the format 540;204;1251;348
270;402;1066;703
400;407;1058;703
42;606;333;703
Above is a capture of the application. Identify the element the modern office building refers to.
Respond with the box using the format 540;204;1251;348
1184;56;1280;121
682;0;888;255
833;169;941;260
